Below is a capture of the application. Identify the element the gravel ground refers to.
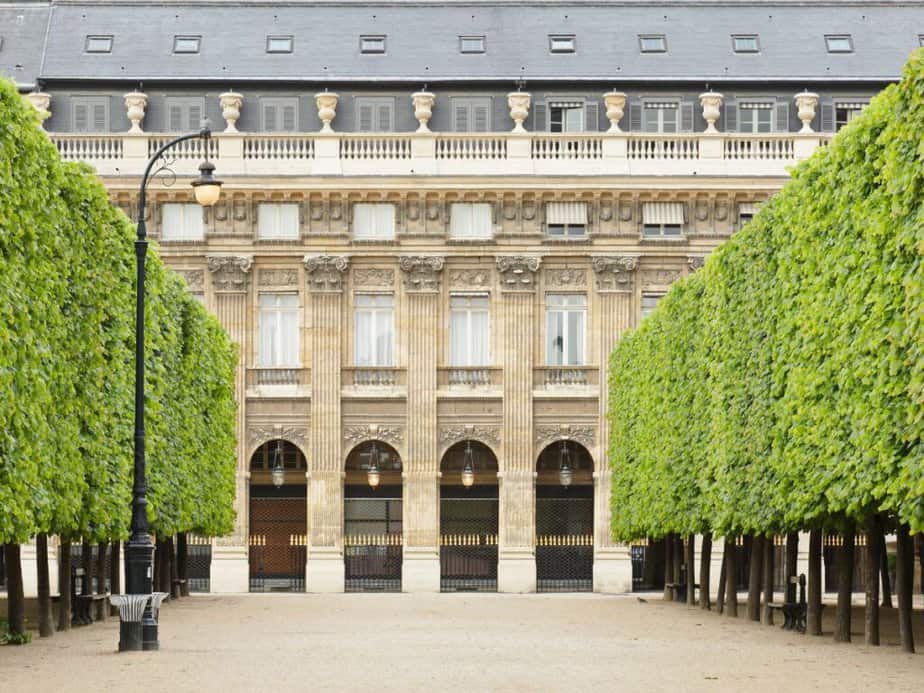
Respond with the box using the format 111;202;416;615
1;593;922;692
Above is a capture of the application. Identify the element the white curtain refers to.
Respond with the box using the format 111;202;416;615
450;295;490;365
354;294;394;366
353;204;395;239
259;294;299;366
450;203;492;239
545;294;586;366
258;203;299;239
161;203;203;241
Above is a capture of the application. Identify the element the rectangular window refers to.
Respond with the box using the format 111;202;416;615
165;97;205;132
738;202;760;226
549;35;576;53
546;294;586;366
825;35;853;53
173;35;201;54
738;102;774;133
257;203;300;240
549;101;584;133
835;101;867;131
352;203;396;240
354;294;395;366
450;295;490;366
259;293;300;367
732;35;760;53
355;97;394;132
161;203;203;241
452;97;492;132
450;203;493;239
642;202;684;237
266;35;294;53
640;293;663;319
360;35;386;54
72;96;109;132
639;34;667;53
84;35;113;53
546;202;587;237
460;36;485;54
643;101;679;134
261;97;298;132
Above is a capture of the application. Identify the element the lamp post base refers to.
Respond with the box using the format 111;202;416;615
142;616;159;651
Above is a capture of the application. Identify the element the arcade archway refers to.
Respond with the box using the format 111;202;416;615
439;440;499;592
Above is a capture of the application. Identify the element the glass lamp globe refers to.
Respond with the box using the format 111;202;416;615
191;160;222;206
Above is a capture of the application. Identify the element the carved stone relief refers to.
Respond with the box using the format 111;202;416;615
353;268;395;288
399;256;445;292
439;425;501;450
448;268;492;289
687;256;706;272
641;268;683;289
592;256;638;292
343;424;403;447
248;424;309;453
535;424;596;449
545;268;587;288
177;269;205;291
496;256;541;290
259;269;299;286
206;255;253;292
304;255;350;292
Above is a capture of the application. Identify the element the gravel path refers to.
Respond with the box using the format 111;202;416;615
1;593;922;692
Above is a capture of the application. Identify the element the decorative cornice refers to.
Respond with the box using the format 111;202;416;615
535;424;596;449
592;256;638;292
206;255;253;292
496;255;541;291
303;254;350;292
439;424;501;451
248;424;308;453
343;423;403;447
398;255;445;292
176;269;205;291
353;267;395;288
259;268;299;286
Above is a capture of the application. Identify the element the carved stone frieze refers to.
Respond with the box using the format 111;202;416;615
343;424;403;447
592;256;638;292
641;268;683;289
449;268;492;289
545;268;586;288
303;254;350;292
248;424;309;453
687;256;706;272
496;256;541;291
439;425;501;450
176;269;205;291
353;268;395;288
206;255;253;292
259;268;299;286
535;424;596;449
399;256;445;292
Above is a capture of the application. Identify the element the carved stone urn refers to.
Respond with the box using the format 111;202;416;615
315;91;339;133
794;92;819;133
411;91;436;133
219;91;243;133
25;92;52;122
507;91;531;133
123;91;148;133
602;91;627;133
699;92;724;133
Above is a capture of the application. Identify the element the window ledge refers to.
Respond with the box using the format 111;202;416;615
158;238;205;245
542;237;592;245
351;238;398;245
447;237;496;245
639;236;688;245
254;238;302;245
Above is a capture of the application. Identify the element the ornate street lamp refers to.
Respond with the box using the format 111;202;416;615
271;441;285;488
461;441;475;489
367;441;381;489
123;127;221;653
559;440;573;489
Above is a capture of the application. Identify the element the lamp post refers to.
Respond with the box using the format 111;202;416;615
124;128;222;652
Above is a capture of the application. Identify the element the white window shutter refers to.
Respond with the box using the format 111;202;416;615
454;104;470;132
263;104;278;132
358;104;373;132
473;105;489;132
187;104;202;131
74;103;88;132
376;103;392;132
775;103;790;132
680;103;695;132
282;104;297;132
584;103;599;132
629;104;643;132
532;103;547;132
92;104;107;132
169;105;183;132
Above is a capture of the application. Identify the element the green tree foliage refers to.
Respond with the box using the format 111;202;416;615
0;77;237;546
609;52;924;541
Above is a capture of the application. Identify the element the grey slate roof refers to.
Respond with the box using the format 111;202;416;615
7;1;924;85
0;3;50;88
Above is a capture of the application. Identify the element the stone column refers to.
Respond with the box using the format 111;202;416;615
399;256;444;591
496;256;541;592
206;255;253;593
591;256;638;592
304;255;350;592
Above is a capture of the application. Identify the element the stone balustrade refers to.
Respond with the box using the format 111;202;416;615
440;367;503;389
246;367;310;391
534;366;600;389
343;367;406;389
48;131;830;179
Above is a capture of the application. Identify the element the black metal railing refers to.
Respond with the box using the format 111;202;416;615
248;534;306;593
440;533;498;592
187;536;212;592
344;534;402;592
536;535;593;592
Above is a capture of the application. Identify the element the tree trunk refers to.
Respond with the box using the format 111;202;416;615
865;515;881;646
895;524;915;653
177;533;189;597
96;542;108;595
675;535;685;593
699;533;712;610
3;544;25;640
834;523;855;643
785;532;799;603
916;534;924;599
747;535;764;621
57;540;71;631
156;537;171;595
80;539;92;596
762;535;775;625
36;534;53;637
807;529;823;636
109;541;121;617
663;533;674;601
169;537;181;599
152;538;161;592
717;539;727;615
685;536;696;605
879;531;893;608
724;536;738;617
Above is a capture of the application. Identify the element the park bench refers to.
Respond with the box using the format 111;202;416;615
171;578;187;599
665;582;700;602
767;574;808;633
71;567;110;625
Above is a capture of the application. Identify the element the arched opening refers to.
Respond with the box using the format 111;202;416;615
535;440;594;592
439;440;499;592
248;439;307;592
344;440;403;592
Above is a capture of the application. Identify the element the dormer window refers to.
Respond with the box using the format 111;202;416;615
266;35;294;54
85;35;113;54
460;35;485;54
639;34;667;53
173;35;201;54
360;35;386;54
825;35;853;53
549;35;576;53
732;35;760;53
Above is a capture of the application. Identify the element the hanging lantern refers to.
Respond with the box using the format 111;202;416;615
559;440;573;488
367;441;381;489
461;441;475;488
271;440;285;488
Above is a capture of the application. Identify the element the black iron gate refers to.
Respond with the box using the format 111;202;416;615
344;487;403;592
536;487;593;592
249;485;307;592
440;486;499;592
186;536;212;592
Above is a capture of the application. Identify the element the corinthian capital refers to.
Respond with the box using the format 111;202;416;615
495;255;541;291
207;255;253;292
592;255;638;292
399;255;444;292
303;254;350;292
